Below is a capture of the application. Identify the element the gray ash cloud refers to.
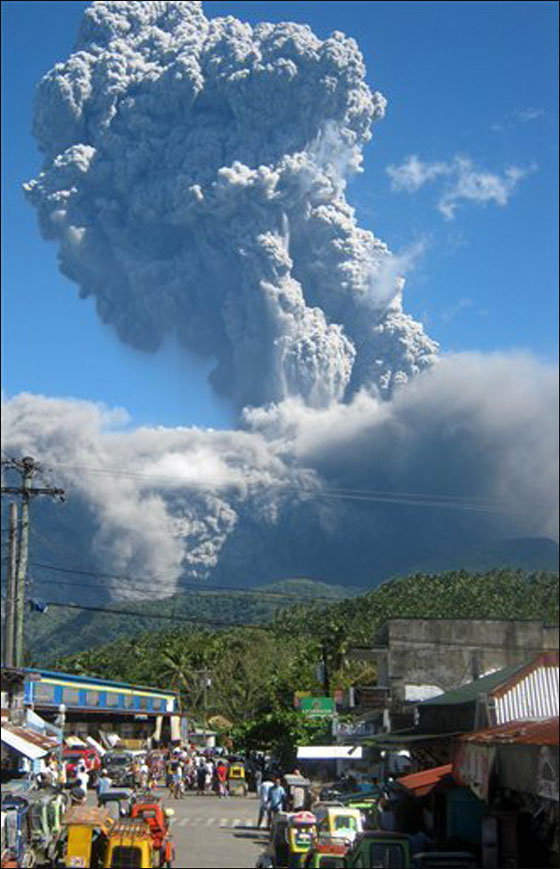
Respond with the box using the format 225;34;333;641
8;2;557;596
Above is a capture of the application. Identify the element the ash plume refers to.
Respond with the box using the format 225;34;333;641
2;354;558;599
8;1;557;597
24;0;437;410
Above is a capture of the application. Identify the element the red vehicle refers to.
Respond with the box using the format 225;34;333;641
63;747;101;787
131;799;175;868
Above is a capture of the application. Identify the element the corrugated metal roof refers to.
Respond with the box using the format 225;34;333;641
1;722;60;759
396;764;453;797
491;653;559;724
460;717;559;746
418;663;525;707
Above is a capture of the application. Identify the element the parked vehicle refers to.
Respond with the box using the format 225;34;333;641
228;762;248;796
258;811;318;868
103;819;155;868
63;747;102;788
344;831;412;868
103;751;136;788
131;800;175;867
59;804;115;868
302;837;350;868
26;789;68;865
313;806;363;843
0;795;34;868
98;788;136;821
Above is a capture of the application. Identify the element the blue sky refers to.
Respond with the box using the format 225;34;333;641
2;1;558;429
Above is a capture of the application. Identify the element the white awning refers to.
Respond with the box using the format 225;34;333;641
65;735;88;748
1;725;58;760
86;736;105;755
297;745;363;760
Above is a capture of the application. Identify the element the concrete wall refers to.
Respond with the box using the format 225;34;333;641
375;619;555;700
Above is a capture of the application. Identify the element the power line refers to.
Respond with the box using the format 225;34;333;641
41;600;269;630
23;561;339;601
42;461;531;512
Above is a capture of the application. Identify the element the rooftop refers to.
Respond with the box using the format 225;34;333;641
24;667;176;698
460;716;559;746
396;763;453;797
418;663;525;707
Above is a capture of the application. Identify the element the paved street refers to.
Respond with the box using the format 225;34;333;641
166;791;268;869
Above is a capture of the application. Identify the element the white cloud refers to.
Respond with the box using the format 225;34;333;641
387;155;534;219
514;107;545;123
386;155;451;192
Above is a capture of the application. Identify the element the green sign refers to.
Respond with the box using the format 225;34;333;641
300;697;335;718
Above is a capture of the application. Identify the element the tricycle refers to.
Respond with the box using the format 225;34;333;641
258;811;318;868
131;798;175;868
1;794;35;868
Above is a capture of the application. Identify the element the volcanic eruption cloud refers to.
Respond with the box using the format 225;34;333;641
7;0;558;597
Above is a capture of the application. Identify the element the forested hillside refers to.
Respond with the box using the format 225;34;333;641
53;568;558;757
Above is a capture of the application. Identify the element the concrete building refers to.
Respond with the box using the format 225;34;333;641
349;618;558;715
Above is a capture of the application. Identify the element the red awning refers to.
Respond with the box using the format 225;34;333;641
396;763;453;797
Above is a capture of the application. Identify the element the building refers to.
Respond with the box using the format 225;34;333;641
22;668;183;745
346;618;558;733
368;651;559;767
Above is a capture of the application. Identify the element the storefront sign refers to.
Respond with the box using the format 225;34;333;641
300;697;335;718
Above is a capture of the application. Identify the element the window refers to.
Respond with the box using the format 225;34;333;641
105;692;121;708
110;846;143;868
85;690;99;707
124;694;135;708
370;844;406;868
63;688;80;706
34;683;56;703
152;698;166;712
137;695;149;710
335;815;357;830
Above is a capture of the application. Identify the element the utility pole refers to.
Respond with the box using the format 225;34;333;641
191;668;212;747
3;503;18;668
1;456;65;667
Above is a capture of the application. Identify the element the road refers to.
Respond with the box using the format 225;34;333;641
167;790;268;869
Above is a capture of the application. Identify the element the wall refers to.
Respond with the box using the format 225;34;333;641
374;619;555;700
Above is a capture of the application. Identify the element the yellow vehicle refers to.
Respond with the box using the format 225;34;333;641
228;762;247;796
263;811;318;868
62;805;114;868
313;806;363;843
103;819;155;868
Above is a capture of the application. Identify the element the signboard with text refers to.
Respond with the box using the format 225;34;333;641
300;697;335;718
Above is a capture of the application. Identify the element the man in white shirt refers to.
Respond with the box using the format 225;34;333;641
257;775;274;828
74;763;89;802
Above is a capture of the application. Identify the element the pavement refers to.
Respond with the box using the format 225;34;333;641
167;791;269;868
85;786;267;868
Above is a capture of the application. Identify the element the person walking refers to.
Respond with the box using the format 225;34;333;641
139;758;149;790
204;758;214;795
196;760;207;795
172;764;184;800
96;769;112;806
216;761;228;798
267;777;286;827
257;774;274;828
71;763;89;805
